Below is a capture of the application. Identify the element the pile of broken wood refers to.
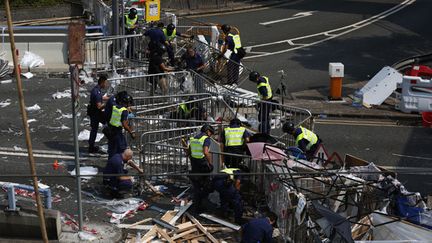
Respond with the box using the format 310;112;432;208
124;209;239;243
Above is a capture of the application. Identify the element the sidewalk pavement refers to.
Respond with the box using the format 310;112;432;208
166;0;290;17
287;81;422;121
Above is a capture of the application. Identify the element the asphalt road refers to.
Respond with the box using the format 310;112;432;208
190;0;432;92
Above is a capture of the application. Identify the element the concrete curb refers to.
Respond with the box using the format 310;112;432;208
167;0;292;17
311;111;421;121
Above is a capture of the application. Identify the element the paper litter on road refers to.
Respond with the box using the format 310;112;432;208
13;146;23;151
0;79;12;84
38;182;50;190
0;99;11;108
69;166;98;180
21;72;34;79
78;129;104;142
47;125;70;130
25;104;41;111
27;119;37;124
20;51;45;68
78;231;97;241
56;109;73;120
52;89;71;99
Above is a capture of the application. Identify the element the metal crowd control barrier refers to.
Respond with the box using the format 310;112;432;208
132;93;212;112
178;37;252;86
139;127;201;175
111;71;193;96
84;34;149;72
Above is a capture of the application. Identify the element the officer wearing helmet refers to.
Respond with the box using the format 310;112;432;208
220;118;251;168
163;23;194;66
219;24;246;84
107;93;135;158
148;42;175;95
249;71;273;134
182;124;215;213
124;8;138;58
282;122;322;160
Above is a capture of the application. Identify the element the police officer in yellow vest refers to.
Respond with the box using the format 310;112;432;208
220;24;246;84
185;124;215;213
124;8;138;58
282;122;322;160
163;23;194;66
220;118;251;169
212;167;243;224
107;94;136;158
249;71;273;134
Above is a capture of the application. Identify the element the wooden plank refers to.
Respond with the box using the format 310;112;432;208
174;222;195;233
185;213;219;243
116;224;153;230
141;211;174;242
156;227;175;243
169;201;193;225
122;218;153;229
182;233;205;241
199;213;241;231
171;228;198;240
161;210;177;222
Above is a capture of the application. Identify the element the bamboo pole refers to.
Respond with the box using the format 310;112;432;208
4;0;49;242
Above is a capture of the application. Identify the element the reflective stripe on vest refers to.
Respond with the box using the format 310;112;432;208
190;135;208;159
179;103;190;115
224;127;245;146
125;15;138;29
295;126;318;151
110;106;128;127
257;76;273;100
228;33;242;54
163;28;177;41
221;168;241;180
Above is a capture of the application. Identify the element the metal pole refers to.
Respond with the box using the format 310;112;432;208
112;0;119;35
70;65;83;231
4;1;49;242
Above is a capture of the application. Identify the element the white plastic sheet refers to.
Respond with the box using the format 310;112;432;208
69;166;98;180
78;129;104;142
20;51;45;68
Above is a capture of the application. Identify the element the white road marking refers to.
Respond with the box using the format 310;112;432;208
259;11;316;25
392;153;432;161
245;0;416;59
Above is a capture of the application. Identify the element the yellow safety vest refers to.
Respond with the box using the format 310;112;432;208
190;135;208;159
179;103;190;115
221;168;241;180
125;15;138;30
228;33;242;53
257;76;273;100
110;106;128;127
163;28;177;41
295;126;318;151
224;127;245;146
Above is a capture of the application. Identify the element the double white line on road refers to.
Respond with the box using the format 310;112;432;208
314;119;415;127
245;0;416;59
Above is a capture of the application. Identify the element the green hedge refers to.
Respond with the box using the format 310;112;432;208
0;0;65;8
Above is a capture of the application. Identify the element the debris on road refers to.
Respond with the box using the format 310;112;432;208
0;99;11;108
52;89;71;99
0;79;12;84
20;51;45;68
69;166;98;180
25;104;41;111
78;129;104;142
21;72;34;79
